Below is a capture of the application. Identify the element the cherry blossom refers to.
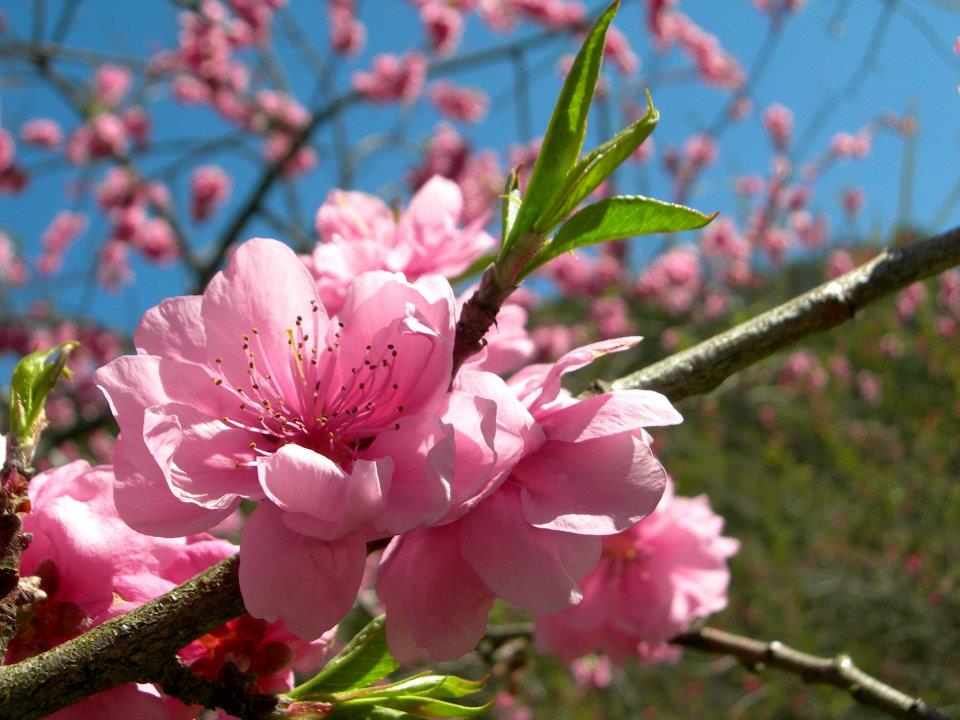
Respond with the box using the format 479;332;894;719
535;478;739;663
377;339;682;661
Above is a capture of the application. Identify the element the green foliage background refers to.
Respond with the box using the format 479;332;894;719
481;253;960;720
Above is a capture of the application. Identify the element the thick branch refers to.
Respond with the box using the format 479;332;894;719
610;226;960;400
0;556;245;720
673;627;950;720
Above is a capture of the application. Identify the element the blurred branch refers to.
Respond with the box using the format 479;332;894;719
673;627;950;720
483;623;950;720
795;0;897;157
0;40;150;70
607;224;960;400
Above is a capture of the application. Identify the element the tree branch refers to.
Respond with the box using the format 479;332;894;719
608;226;960;400
154;657;282;720
0;556;245;720
673;627;950;720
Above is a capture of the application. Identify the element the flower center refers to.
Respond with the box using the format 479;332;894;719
188;614;294;690
210;304;408;470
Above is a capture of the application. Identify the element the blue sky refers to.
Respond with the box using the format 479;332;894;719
1;0;959;334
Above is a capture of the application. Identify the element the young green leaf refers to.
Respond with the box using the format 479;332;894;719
328;706;418;720
501;0;620;256
520;195;716;278
333;673;487;702
8;341;78;449
288;615;399;699
541;90;659;230
500;168;521;243
339;696;492;719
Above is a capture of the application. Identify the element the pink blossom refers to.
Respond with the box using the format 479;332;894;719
190;165;232;221
407;123;503;225
535;478;738;663
895;282;926;321
841;188;865;216
430;81;490;123
122;107;152;145
829;130;871;159
779;350;827;392
305;176;495;313
329;5;365;55
422;2;464;56
826;249;855;279
135;217;179;263
10;461;330;718
591;297;633;338
635;246;702;314
353;52;427;104
700;217;748;261
462;295;536;376
20;119;63;148
37;211;87;275
532;323;584;361
603;26;638;75
790;210;829;247
938;270;960;315
0;232;27;286
96;238;474;639
757;226;789;263
857;370;882;404
571;655;613;688
97;240;133;291
650;8;744;88
762;103;793;150
94;64;133;107
378;339;682;662
0;129;15;169
735;174;764;196
514;0;585;29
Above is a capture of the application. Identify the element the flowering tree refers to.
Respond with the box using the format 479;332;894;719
0;1;959;719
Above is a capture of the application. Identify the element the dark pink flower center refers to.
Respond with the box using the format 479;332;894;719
210;305;409;470
188;614;294;690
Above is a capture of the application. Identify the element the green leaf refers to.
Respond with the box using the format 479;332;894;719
8;341;79;448
288;616;399;699
500;168;521;243
520;195;716;279
339;696;492;719
501;0;620;256
542;90;659;230
328;706;418;720
333;673;487;703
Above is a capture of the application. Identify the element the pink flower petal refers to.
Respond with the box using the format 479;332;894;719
539;390;682;443
526;337;643;413
513;434;666;535
378;525;495;662
259;444;390;540
201;238;328;408
239;503;366;640
364;413;454;534
459;484;600;614
134;295;206;364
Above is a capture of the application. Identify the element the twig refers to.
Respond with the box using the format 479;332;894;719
0;449;34;658
607;225;960;400
673;627;950;720
155;658;281;720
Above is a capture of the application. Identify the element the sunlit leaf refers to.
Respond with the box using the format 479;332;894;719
520;195;715;278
